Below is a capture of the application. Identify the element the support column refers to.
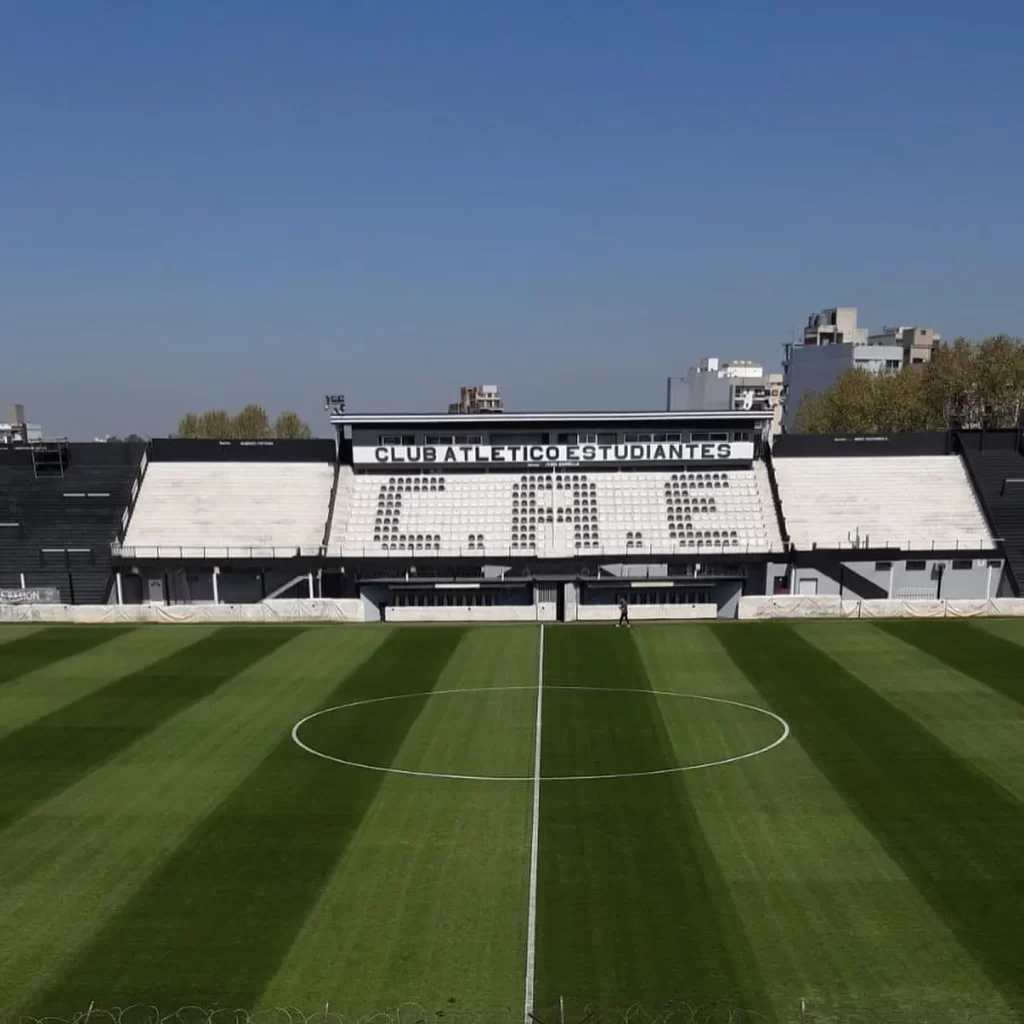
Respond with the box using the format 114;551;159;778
19;572;26;589
212;566;220;605
115;571;124;605
308;572;314;598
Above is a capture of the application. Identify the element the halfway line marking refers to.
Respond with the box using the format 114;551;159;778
523;623;544;1024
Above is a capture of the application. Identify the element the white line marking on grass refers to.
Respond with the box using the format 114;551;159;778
291;686;790;781
523;623;544;1024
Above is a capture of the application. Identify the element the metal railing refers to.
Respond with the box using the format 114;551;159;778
806;535;997;552
112;539;788;561
111;543;326;560
356;563;748;582
329;540;789;559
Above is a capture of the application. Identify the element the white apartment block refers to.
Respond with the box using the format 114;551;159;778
667;358;783;433
782;308;940;431
448;384;503;415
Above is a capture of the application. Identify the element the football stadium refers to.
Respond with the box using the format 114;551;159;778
1;413;1024;1024
2;408;1023;617
8;2;1024;1021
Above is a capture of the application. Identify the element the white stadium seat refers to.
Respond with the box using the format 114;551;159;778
773;455;994;550
124;462;334;556
328;465;785;556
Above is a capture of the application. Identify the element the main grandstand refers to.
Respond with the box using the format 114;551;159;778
1;409;1023;619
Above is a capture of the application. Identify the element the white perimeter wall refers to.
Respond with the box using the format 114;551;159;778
385;604;718;622
0;598;366;624
738;595;1024;619
8;596;1023;624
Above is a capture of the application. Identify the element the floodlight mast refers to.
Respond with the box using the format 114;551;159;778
324;394;346;417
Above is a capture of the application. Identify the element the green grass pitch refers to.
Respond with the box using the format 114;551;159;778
1;619;1023;1024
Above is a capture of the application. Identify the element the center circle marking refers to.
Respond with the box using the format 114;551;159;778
291;686;790;781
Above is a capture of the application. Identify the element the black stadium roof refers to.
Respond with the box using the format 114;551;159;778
331;409;774;425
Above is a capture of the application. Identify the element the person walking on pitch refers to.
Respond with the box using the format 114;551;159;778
617;596;630;628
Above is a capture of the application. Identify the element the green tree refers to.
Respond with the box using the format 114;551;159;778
197;409;233;439
231;404;272;439
176;406;314;439
794;368;879;434
273;411;313;439
794;335;1024;434
793;390;825;433
796;367;932;435
923;337;978;429
176;413;200;439
882;367;935;433
973;334;1024;428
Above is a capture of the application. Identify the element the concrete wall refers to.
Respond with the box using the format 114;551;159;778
773;433;952;457
359;584;389;622
713;581;744;618
218;572;264;604
599;563;670;579
0;598;366;623
563;581;578;622
576;603;717;621
763;561;790;595
738;595;1024;620
349;415;770;451
790;557;1002;600
11;594;1024;625
667;372;732;412
939;559;1003;599
386;605;537;623
791;564;881;598
579;580;740;618
128;567;313;605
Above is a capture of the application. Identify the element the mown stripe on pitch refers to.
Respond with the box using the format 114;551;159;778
714;622;1024;1010
534;626;768;1016
30;626;467;1016
0;626;133;686
875;620;1024;709
0;626;303;835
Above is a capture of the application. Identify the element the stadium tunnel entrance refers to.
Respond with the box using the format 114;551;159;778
349;564;755;623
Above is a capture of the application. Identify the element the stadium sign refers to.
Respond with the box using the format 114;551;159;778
355;441;754;465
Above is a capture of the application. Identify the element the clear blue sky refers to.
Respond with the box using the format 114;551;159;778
2;1;1022;438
